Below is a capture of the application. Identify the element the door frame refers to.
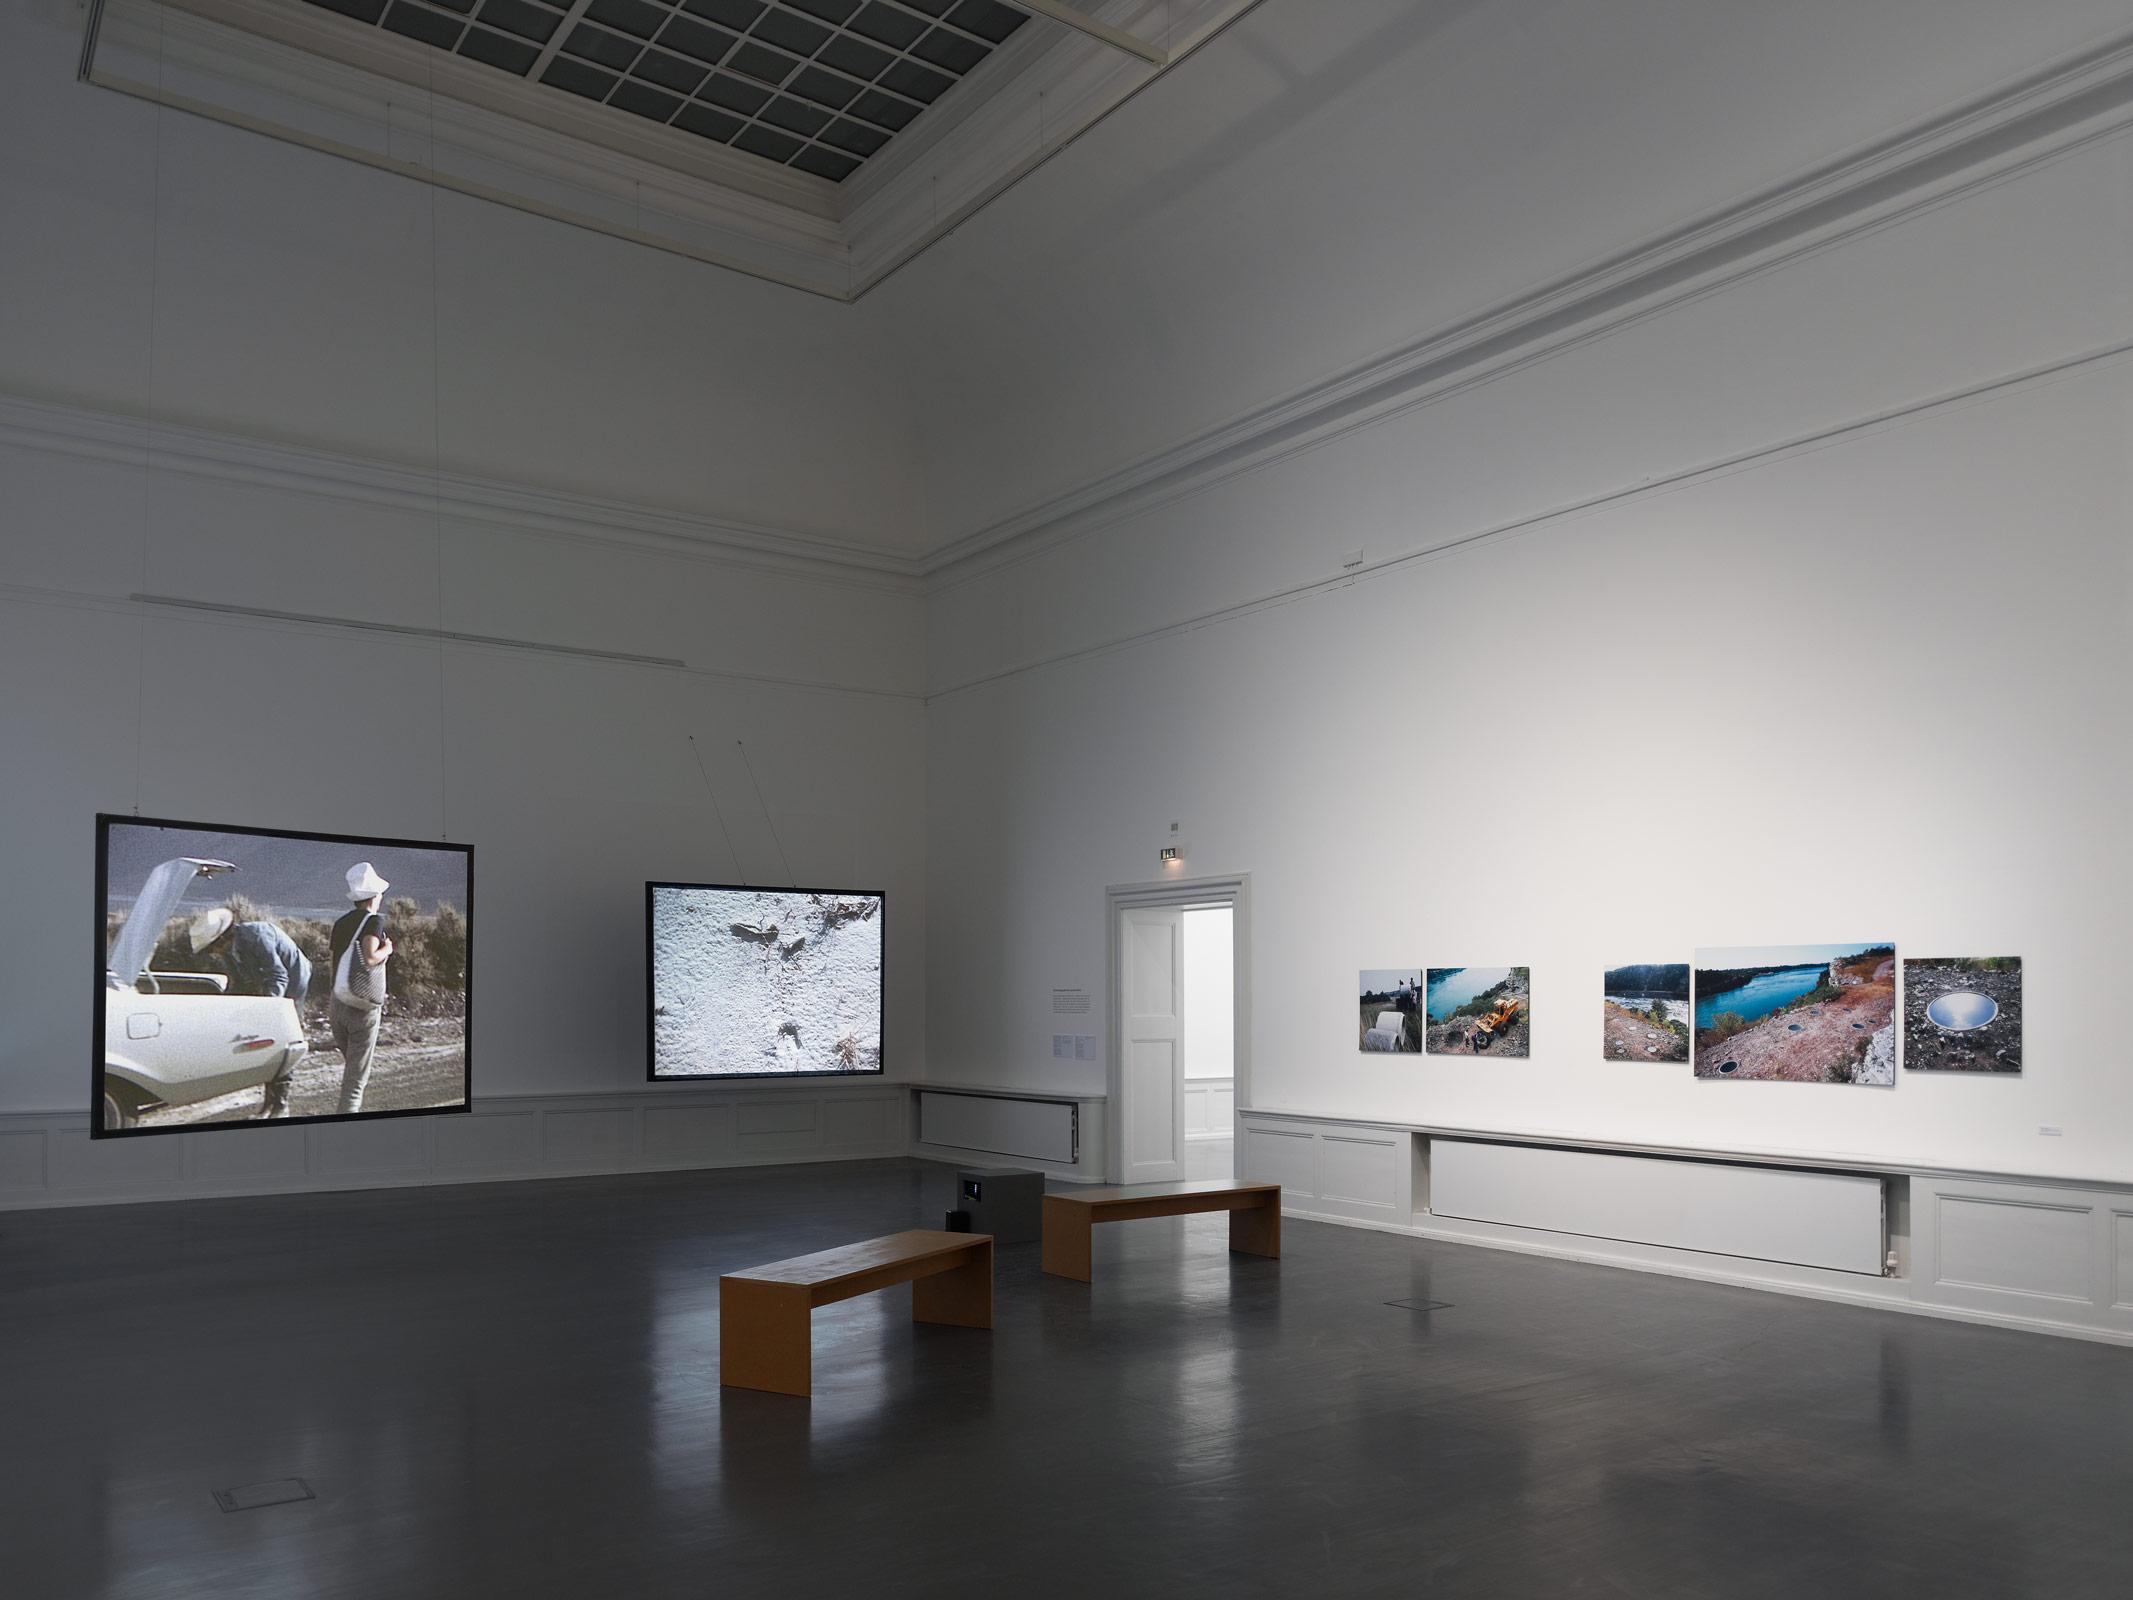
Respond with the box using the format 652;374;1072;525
1104;872;1250;1184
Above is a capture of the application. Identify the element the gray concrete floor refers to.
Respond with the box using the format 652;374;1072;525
3;1158;2130;1599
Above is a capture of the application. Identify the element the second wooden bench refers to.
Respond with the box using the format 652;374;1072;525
1041;1180;1280;1283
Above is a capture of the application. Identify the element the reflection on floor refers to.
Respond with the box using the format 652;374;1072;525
5;1158;2131;1598
1183;1135;1234;1181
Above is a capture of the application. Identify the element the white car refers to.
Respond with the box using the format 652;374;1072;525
102;857;308;1130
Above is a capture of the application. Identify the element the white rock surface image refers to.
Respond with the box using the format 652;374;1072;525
651;887;883;1076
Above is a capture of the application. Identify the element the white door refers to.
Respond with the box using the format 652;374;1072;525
1120;904;1186;1184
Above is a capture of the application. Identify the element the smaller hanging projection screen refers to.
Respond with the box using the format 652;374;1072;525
646;883;885;1080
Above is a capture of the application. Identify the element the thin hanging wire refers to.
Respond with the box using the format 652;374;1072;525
424;57;450;842
735;740;796;889
132;2;170;817
687;735;744;881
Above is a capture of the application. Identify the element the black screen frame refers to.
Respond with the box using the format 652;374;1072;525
93;812;475;1139
644;880;887;1083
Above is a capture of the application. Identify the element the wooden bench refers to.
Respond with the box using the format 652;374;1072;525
719;1230;993;1397
1041;1180;1280;1282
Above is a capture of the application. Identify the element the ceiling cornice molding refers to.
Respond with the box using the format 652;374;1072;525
917;23;2133;588
0;392;927;597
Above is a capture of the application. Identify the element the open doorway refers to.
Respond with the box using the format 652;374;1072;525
1181;905;1235;1179
1109;875;1246;1185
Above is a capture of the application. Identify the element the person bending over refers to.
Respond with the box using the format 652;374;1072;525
189;907;314;1118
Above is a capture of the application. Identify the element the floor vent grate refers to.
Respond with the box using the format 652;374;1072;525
214;1478;315;1513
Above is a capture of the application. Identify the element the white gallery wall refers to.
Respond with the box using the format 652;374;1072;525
5;0;2133;1216
0;4;928;1200
916;10;2133;1188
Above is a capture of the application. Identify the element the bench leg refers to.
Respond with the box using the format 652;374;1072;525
719;1278;813;1398
1230;1196;1281;1260
1041;1196;1093;1282
912;1239;993;1330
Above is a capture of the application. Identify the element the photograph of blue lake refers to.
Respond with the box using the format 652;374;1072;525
1426;967;1514;1020
1692;965;1824;1030
1693;942;1898;1086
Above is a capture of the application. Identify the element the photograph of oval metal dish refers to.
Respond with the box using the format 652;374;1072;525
95;814;472;1136
1904;957;2022;1072
646;883;883;1079
1692;943;1896;1086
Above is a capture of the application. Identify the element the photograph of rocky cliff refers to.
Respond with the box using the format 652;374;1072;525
1603;963;1690;1061
649;885;883;1077
1359;969;1424;1052
1425;967;1531;1057
1693;943;1896;1086
1904;957;2022;1073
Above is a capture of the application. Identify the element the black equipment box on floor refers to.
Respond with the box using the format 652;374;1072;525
955;1166;1044;1244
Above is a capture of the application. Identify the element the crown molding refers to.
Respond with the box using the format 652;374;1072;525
0;392;927;596
918;23;2133;588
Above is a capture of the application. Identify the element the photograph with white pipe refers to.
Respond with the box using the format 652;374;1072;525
1358;969;1423;1052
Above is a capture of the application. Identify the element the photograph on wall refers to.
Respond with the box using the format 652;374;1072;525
648;883;883;1078
1603;963;1690;1061
97;815;471;1136
1693;943;1895;1086
1359;969;1423;1052
1425;967;1530;1056
1904;957;2022;1073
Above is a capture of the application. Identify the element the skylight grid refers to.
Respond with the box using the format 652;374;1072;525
293;0;1029;181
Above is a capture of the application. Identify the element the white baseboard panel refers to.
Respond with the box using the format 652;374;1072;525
1431;1137;1887;1275
0;1084;910;1210
1275;1204;2133;1349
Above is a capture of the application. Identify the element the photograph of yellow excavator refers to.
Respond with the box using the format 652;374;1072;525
1424;967;1532;1057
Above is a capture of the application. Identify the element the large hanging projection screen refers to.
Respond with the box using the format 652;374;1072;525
96;814;472;1137
647;883;884;1079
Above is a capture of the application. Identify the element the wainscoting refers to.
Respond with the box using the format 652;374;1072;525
0;1083;910;1210
1184;1076;1234;1140
1240;1109;2133;1346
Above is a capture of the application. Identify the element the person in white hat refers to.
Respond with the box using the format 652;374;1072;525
328;862;396;1115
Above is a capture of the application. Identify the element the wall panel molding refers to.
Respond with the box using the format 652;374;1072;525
0;391;920;598
0;1084;909;1210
